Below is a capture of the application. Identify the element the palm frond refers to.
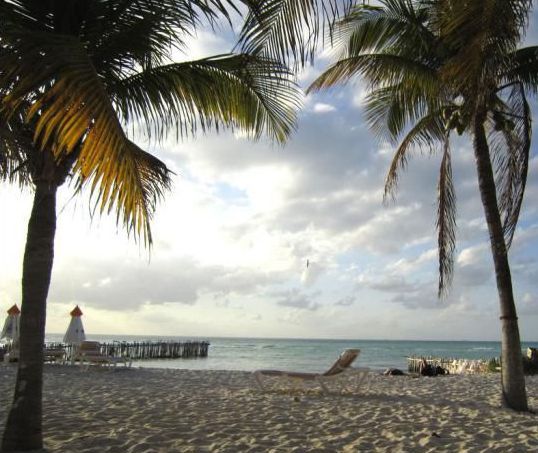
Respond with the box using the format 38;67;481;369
309;53;438;92
333;0;438;60
1;0;240;78
309;53;440;143
111;54;301;143
0;121;33;187
384;110;445;200
489;83;531;249
0;28;171;244
364;78;443;140
506;46;538;94
436;0;532;98
436;132;456;297
236;0;355;68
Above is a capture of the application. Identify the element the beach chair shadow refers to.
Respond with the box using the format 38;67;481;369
74;341;132;370
253;348;370;395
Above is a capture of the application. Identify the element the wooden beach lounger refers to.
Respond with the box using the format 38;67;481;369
253;348;369;394
75;341;132;370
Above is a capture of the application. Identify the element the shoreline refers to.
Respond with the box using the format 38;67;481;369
1;364;537;452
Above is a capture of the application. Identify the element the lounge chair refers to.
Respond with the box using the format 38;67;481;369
253;348;369;394
74;341;132;369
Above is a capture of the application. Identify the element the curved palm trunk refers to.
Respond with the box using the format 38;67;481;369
473;115;528;411
1;181;57;451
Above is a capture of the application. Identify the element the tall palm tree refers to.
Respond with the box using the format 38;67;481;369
308;0;537;411
0;0;302;450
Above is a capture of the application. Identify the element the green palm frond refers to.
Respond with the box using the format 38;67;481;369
112;54;300;143
309;53;438;92
333;0;437;58
436;133;456;297
236;0;355;68
506;46;538;93
437;0;532;97
384;111;445;200
489;83;531;249
1;27;171;244
83;0;237;75
0;121;33;187
309;54;440;142
363;79;442;140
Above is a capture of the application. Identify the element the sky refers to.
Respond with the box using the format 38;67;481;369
1;5;538;341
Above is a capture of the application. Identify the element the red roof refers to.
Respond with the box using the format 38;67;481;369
7;304;20;315
70;305;83;317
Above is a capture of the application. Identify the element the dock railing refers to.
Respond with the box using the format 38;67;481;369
45;340;210;361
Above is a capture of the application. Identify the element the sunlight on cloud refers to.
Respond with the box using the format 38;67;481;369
387;248;437;275
351;83;369;108
312;102;336;113
173;29;231;61
457;244;489;266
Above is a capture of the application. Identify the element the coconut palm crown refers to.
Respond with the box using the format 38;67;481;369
0;0;302;244
309;0;537;410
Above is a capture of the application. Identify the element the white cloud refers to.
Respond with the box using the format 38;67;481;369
312;102;336;113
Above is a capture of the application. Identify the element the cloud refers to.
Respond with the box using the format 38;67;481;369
273;288;321;311
359;274;418;293
386;248;438;275
334;295;356;306
454;245;493;287
519;293;538;316
49;257;281;311
312;102;336;113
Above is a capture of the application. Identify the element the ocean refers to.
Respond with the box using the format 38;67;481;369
44;334;538;373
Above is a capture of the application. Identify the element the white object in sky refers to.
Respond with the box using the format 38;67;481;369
63;305;86;345
0;304;20;342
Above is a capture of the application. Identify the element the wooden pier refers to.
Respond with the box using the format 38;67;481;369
45;340;210;361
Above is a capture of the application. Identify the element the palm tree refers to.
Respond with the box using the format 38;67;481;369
0;0;302;450
308;0;537;410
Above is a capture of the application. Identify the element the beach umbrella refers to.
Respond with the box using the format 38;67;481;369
0;304;21;343
63;305;86;345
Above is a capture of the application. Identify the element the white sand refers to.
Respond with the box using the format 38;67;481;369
0;364;537;452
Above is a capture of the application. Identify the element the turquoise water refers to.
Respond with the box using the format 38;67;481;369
45;334;538;373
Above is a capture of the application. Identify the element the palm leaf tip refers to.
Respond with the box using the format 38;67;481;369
115;145;172;247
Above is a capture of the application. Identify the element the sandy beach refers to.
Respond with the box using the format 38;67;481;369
0;364;537;452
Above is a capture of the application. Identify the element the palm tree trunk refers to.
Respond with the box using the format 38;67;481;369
473;114;528;411
1;181;58;451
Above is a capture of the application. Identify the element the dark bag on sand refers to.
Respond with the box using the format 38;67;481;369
419;358;436;376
